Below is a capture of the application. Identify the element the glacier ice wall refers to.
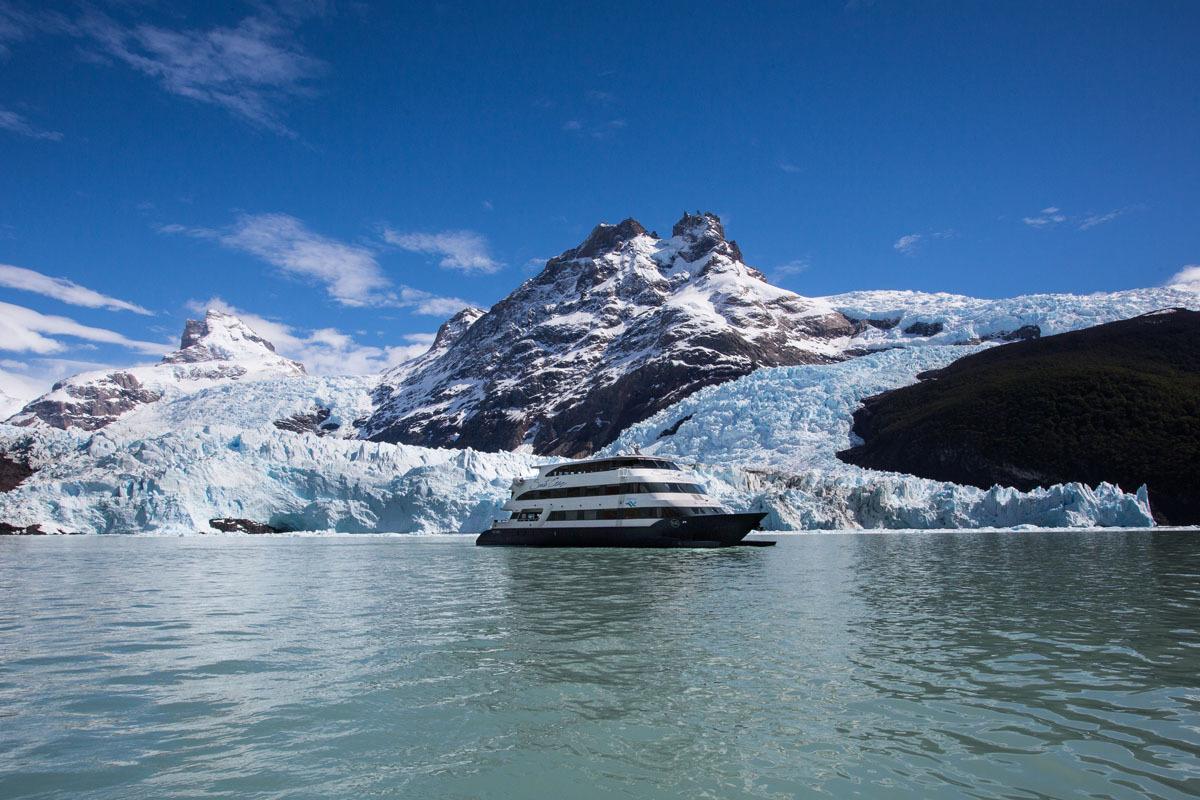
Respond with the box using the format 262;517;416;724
602;346;1155;529
0;422;545;535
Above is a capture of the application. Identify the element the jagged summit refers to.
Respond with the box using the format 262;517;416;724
565;218;651;260
362;214;860;456
672;211;745;264
8;310;305;431
163;310;304;372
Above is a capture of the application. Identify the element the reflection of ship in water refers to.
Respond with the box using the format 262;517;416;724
476;454;771;547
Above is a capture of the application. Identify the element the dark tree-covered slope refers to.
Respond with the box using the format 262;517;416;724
838;309;1200;524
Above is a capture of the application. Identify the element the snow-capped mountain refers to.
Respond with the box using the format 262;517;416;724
363;212;861;456
2;212;1198;534
7;310;307;431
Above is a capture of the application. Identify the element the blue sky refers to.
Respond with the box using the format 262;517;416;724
1;0;1197;398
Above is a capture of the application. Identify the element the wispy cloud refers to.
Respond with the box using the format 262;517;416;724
1022;206;1068;228
0;263;152;313
1023;205;1130;230
1165;265;1200;293
771;259;810;279
1078;208;1127;230
0;301;170;356
186;297;434;375
893;230;952;256
778;163;802;174
3;3;325;136
522;257;549;275
893;234;923;255
163;214;471;314
221;213;391;306
0;107;62;140
383;229;504;275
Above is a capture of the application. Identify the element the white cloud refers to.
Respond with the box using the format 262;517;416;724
186;297;434;375
383;229;504;275
60;5;326;136
163;213;472;314
221;213;392;306
894;230;951;256
1078;209;1126;230
772;259;810;278
0;108;62;141
893;234;922;255
1022;205;1128;230
0;263;152;314
1165;265;1200;293
778;163;802;174
0;301;171;356
522;257;549;275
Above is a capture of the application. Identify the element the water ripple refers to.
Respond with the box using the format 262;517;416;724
0;532;1197;799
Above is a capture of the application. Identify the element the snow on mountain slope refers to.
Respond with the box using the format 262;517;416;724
827;287;1200;347
0;422;547;534
6;310;307;431
0;389;26;421
602;346;1155;529
363;213;861;457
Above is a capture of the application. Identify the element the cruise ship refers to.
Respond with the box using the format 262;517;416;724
475;454;771;547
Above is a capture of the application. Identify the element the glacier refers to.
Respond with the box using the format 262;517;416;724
0;344;1153;534
3;285;1195;534
601;346;1156;529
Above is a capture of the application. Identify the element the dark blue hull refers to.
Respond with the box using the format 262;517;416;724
475;512;768;548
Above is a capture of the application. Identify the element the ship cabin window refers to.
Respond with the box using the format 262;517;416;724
546;506;719;521
510;509;543;521
545;457;679;478
515;482;704;501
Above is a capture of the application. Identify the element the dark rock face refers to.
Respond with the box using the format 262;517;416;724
903;320;944;336
865;317;901;331
209;518;286;534
274;408;336;436
0;522;49;535
363;212;861;457
984;324;1041;342
839;309;1200;524
657;413;694;439
0;452;36;492
14;373;163;431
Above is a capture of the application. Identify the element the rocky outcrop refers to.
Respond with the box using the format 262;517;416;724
362;212;862;457
208;518;287;534
838;309;1200;524
273;407;337;436
0;452;35;492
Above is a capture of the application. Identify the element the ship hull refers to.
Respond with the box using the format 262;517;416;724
475;512;768;548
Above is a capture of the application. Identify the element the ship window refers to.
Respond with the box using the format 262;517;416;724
515;509;542;521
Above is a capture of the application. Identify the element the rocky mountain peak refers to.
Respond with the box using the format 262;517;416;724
563;218;652;261
362;212;861;456
431;307;486;351
164;310;301;371
8;310;306;431
672;211;744;264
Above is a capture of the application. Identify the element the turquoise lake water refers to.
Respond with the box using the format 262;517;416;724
1;531;1197;799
